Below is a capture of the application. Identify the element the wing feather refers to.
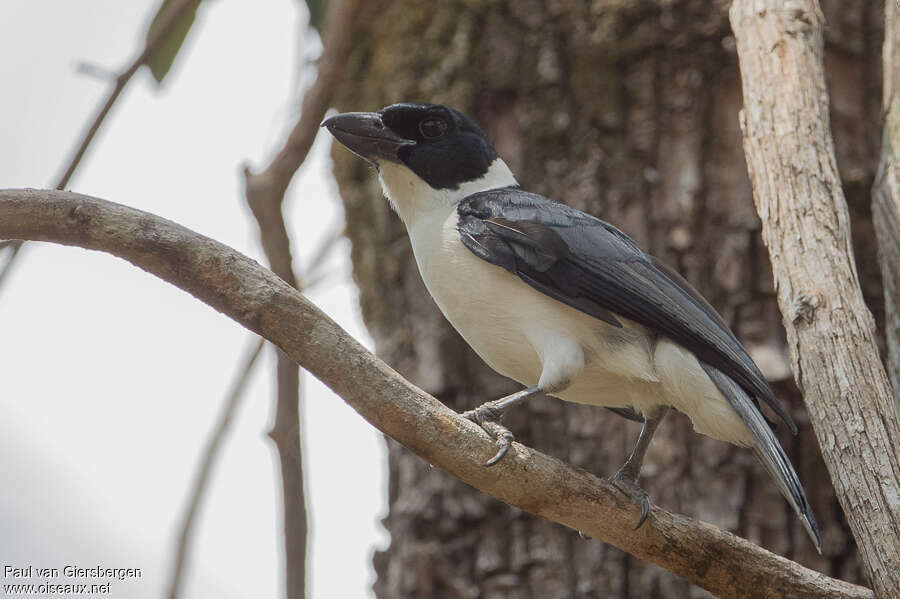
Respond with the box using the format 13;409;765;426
457;187;795;432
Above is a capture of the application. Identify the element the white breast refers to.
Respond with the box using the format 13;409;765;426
408;208;654;390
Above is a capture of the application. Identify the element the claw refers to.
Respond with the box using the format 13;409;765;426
607;407;667;529
462;386;542;468
610;469;652;530
464;404;516;466
483;431;513;466
635;497;651;529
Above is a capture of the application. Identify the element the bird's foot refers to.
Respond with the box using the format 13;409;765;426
609;466;651;530
463;402;515;467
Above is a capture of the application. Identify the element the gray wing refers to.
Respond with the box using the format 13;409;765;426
457;187;795;432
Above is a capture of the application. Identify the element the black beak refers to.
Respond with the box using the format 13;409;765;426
322;112;414;163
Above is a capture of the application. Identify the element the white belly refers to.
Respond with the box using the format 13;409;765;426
406;207;754;446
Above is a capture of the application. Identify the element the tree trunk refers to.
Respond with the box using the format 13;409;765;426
729;1;900;595
331;1;883;596
873;0;900;405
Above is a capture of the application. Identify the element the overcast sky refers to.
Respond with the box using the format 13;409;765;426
0;1;387;597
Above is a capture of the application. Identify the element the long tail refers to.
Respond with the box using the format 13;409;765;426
700;362;822;553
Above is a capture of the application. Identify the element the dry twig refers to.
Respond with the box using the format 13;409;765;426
166;232;339;599
0;0;203;292
167;337;265;599
240;1;360;597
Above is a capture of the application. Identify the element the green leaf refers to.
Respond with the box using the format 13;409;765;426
305;0;326;32
145;0;201;84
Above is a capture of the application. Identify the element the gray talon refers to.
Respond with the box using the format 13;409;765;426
484;431;514;466
610;469;652;529
465;405;516;466
462;386;542;468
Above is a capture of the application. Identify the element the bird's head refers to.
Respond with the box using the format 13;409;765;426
323;103;517;223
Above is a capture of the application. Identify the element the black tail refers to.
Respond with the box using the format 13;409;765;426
700;362;821;553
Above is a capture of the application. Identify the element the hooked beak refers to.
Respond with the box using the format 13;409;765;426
322;112;414;163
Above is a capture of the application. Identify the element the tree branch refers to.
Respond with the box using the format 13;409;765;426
0;0;204;291
166;238;336;599
243;0;359;284
729;2;900;597
873;0;900;404
0;188;872;599
167;336;265;599
240;2;360;596
56;0;203;190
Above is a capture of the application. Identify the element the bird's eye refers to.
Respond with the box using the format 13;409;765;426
419;118;448;139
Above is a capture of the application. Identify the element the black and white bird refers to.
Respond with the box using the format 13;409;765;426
323;102;821;551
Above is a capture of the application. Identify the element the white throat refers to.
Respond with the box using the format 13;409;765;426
377;158;517;227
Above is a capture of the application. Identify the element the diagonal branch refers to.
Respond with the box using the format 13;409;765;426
0;188;873;599
56;0;203;191
729;2;900;597
0;0;203;292
244;0;360;284
167;336;265;599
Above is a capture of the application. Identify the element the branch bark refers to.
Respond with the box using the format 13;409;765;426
873;0;900;404
730;2;900;597
0;188;873;599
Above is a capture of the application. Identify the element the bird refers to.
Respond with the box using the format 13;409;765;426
323;102;821;552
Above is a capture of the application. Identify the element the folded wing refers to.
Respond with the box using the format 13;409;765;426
457;187;795;433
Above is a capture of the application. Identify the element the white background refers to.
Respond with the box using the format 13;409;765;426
0;1;388;597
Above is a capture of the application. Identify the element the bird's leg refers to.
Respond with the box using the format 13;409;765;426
610;406;670;529
463;385;542;467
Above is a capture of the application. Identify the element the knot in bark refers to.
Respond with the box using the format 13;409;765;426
791;291;823;325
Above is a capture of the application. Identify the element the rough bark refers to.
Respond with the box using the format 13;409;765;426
330;1;883;596
0;188;874;599
730;1;900;597
873;0;900;403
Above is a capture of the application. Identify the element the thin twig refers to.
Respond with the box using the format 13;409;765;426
243;0;360;286
165;237;335;599
0;0;203;293
55;0;203;190
167;336;265;599
298;228;344;289
239;2;360;598
247;0;361;202
0;188;874;599
0;243;23;289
